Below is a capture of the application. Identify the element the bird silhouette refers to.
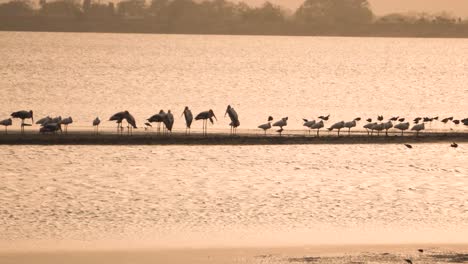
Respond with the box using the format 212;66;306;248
181;106;193;135
60;116;73;134
366;118;372;123
404;259;413;264
11;110;33;134
377;115;384;121
273;117;288;136
398;117;405;122
404;144;413;149
0;118;12;134
195;109;217;135
310;120;324;137
225;105;240;135
411;123;425;136
148;110;167;134
383;120;393;136
343;118;359;136
453;119;460;125
418;249;424;253
394;122;410;136
451;142;458;148
303;119;316;134
328;121;345;136
258;116;273;135
163;110;174;134
93;117;101;134
318;115;329;121
363;122;376;136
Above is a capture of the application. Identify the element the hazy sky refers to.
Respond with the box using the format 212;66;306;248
244;0;468;17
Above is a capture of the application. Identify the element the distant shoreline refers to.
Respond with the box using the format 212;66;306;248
1;131;467;145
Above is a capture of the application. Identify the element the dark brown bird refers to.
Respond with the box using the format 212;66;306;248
418;249;424;253
398;117;405;122
453;119;460;125
390;116;399;121
378;115;384;121
451;142;458;148
366;118;372;122
404;259;413;264
318;114;330;121
404;144;413;149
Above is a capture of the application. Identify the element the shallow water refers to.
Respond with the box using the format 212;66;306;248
0;144;467;248
0;32;467;132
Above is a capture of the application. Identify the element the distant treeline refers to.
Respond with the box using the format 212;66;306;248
1;0;468;37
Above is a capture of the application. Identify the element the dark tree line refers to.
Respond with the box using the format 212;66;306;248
1;0;467;36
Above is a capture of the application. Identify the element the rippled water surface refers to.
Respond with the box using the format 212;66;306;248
0;32;467;249
0;144;467;248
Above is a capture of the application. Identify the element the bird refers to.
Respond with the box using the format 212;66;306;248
377;115;384;121
343;118;359;136
148;110;167;134
398;117;405;122
404;144;413;149
93;117;101;134
366;118;372;123
0;118;12;134
453;119;460;125
163;110;174;134
373;123;385;136
276;128;284;136
328;121;345;136
273;117;288;136
310;120;324;137
404;258;413;264
318;114;329;121
441;117;452;124
462;118;468;126
60;116;73;134
124;111;137;135
40;122;62;134
195;109;217;135
383;120;393;136
390;116;399;121
363;122;376;136
109;111;127;134
411;123;425;136
11;110;33;134
225;105;240;135
258;116;273;135
451;142;458;148
413;117;422;124
36;116;51;125
302;119;316;134
394;122;410;136
181;106;193;135
418;249;424;253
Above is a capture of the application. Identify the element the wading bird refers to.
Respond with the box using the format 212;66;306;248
373;123;385;136
383;120;393;136
394;122;410;136
0;118;12;134
343;118;360;136
109;111;127;134
303;119;316;134
11;110;33;134
60;116;73;134
273;117;288;136
163;110;174;134
363;122;376;136
258;116;273;135
124;111;137;135
310;120;324;137
225;105;240;135
195;109;217;135
148;110;167;134
181;106;193;135
93;117;101;134
411;123;425;136
328;121;345;136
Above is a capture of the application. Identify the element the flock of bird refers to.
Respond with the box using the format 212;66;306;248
1;108;467;137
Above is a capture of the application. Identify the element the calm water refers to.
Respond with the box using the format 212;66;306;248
0;32;467;249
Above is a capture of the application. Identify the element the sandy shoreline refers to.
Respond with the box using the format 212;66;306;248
0;130;467;145
1;244;467;264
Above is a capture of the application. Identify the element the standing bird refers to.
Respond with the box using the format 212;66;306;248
148;110;167;134
11;110;33;134
411;123;425;136
258;116;273;135
364;122;377;136
273;117;288;136
225;105;240;135
60;116;73;134
109;111;127;134
328;121;345;136
93;117;101;135
0;118;12;134
394;122;410;136
310;120;324;137
124;111;137;135
181;106;193;135
373;123;385;136
318;115;330;121
343;118;360;136
303;119;316;135
383;120;393;136
163;110;174;134
195;109;217;135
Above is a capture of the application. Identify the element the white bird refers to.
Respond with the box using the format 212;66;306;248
0;118;12;134
328;121;345;136
93;117;101;134
258;116;273;135
310;120;324;137
411;123;425;136
343;118;359;135
303;119;316;135
363;122;376;136
394;122;409;136
383;120;393;136
60;116;73;134
273;117;288;136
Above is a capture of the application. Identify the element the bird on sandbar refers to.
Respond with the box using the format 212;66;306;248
181;106;193;135
411;123;425;136
451;142;458;148
328;121;345;136
404;144;413;149
0;118;12;134
310;120;324;137
258;116;273;135
195;109;217;135
11;110;34;134
273;117;288;136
